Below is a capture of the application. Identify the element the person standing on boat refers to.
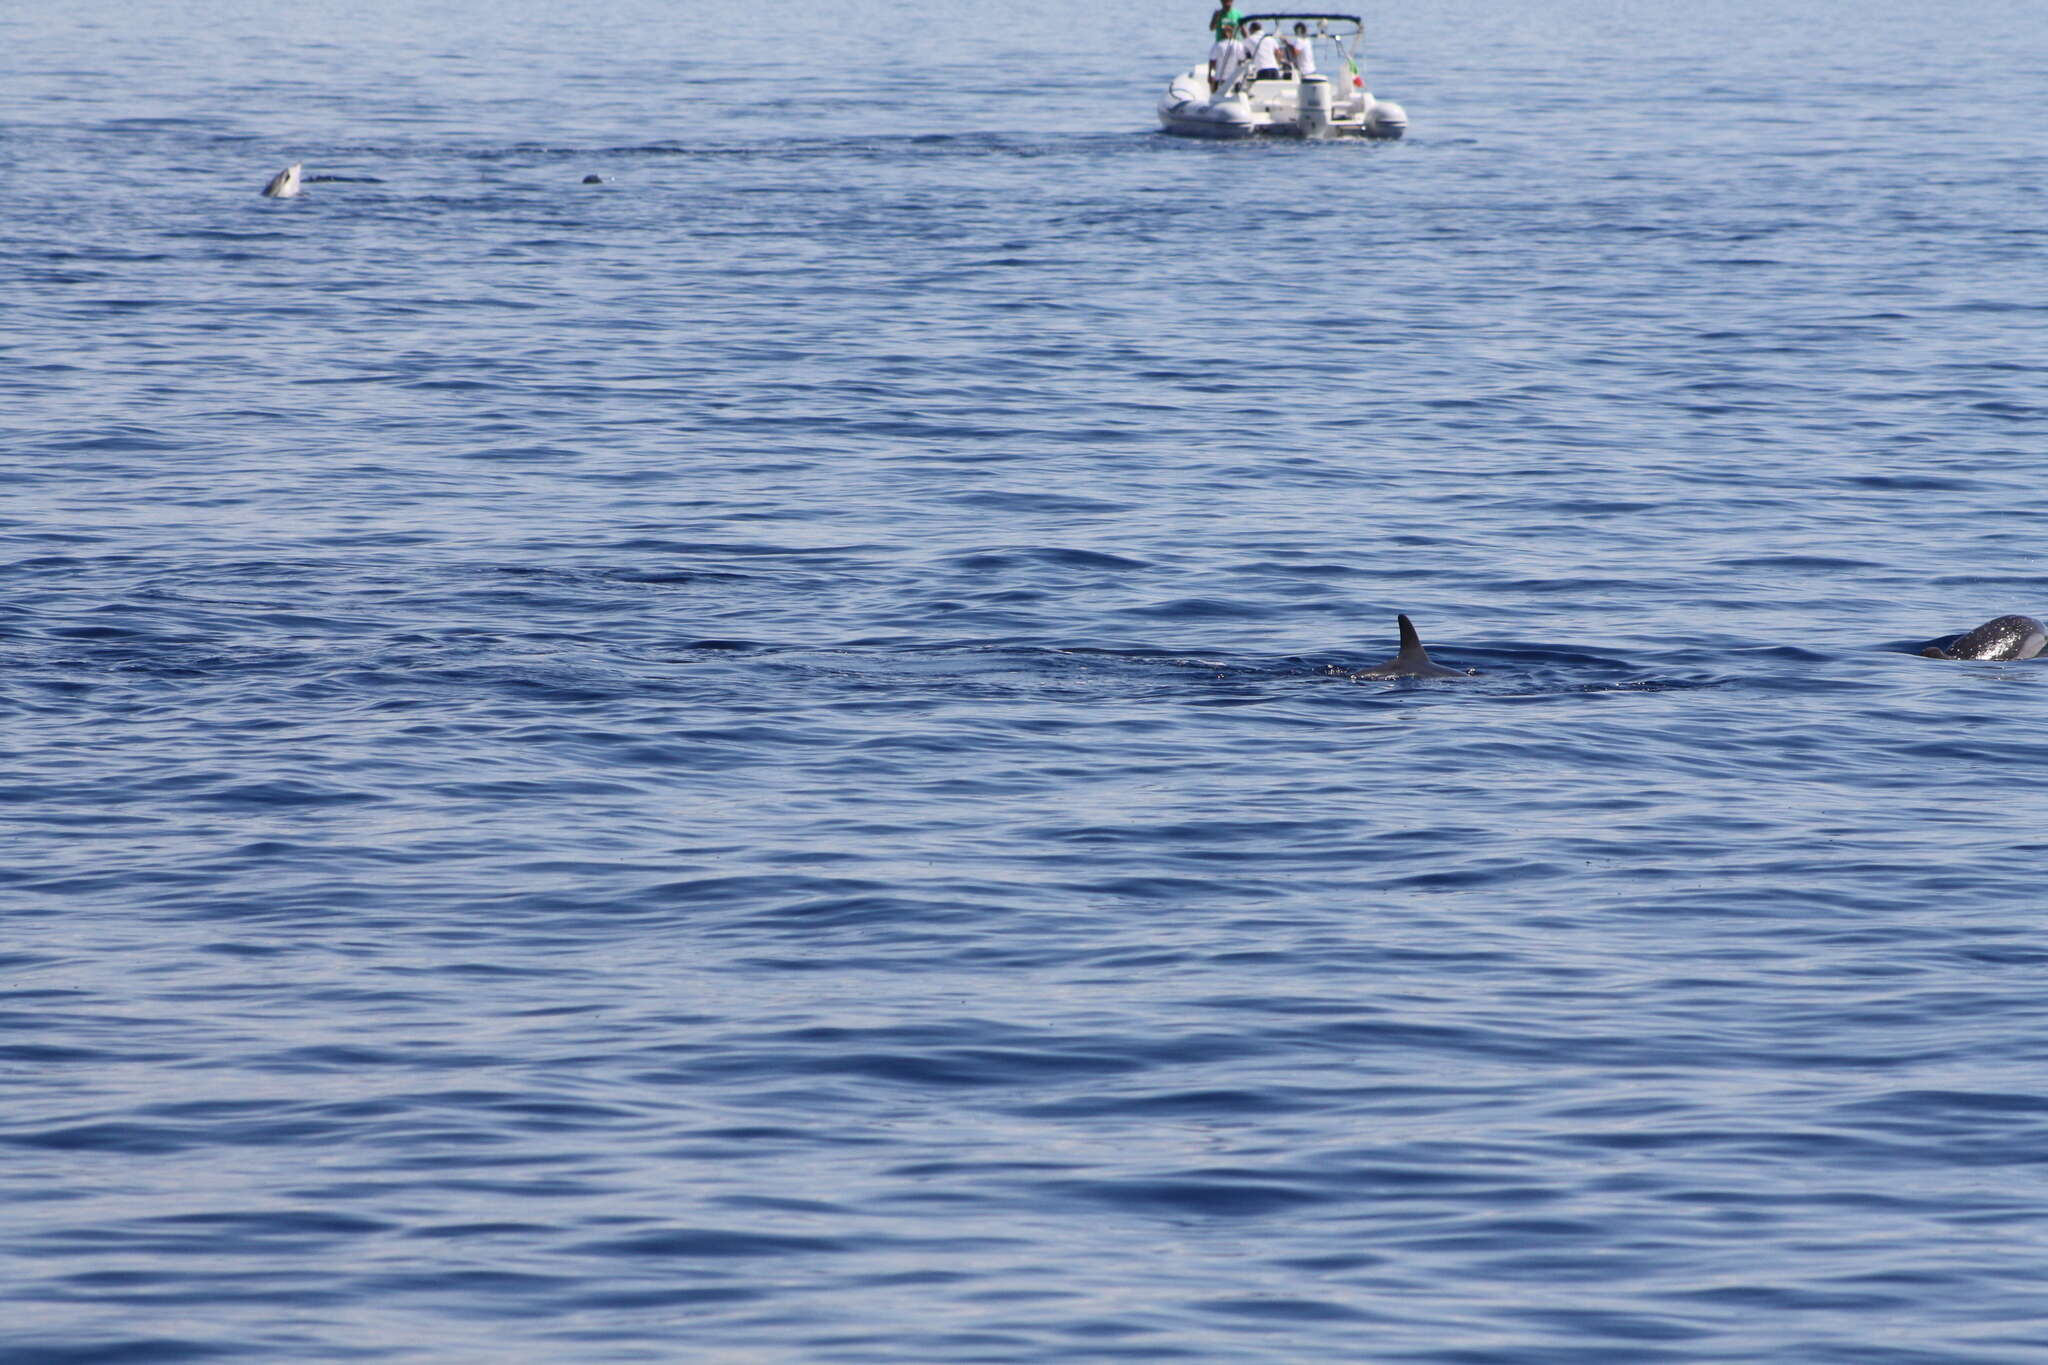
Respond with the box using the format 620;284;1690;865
1207;3;1242;39
1241;21;1283;80
1283;22;1318;77
1208;22;1247;94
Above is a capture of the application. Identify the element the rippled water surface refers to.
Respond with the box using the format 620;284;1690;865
6;0;2048;1360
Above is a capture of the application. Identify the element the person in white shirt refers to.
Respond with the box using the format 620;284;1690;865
1241;21;1282;80
1208;23;1246;94
1284;22;1318;77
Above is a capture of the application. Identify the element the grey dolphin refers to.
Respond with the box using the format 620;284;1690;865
261;163;303;198
1920;614;2048;661
1352;615;1470;679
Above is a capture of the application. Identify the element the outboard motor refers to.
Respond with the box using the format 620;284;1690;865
1298;75;1334;138
1366;97;1408;139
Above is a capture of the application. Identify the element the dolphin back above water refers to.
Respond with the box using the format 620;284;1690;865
1920;614;2048;661
261;163;303;198
1353;614;1471;680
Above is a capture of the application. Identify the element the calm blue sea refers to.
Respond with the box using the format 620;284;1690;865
5;0;2048;1360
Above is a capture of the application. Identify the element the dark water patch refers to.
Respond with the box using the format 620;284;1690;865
574;1227;850;1259
41;429;182;454
0;1340;255;1365
1714;554;1883;572
1010;1087;1316;1119
946;491;1132;515
1043;1174;1332;1219
9;1123;202;1155
1843;474;1983;492
1194;1295;1384;1323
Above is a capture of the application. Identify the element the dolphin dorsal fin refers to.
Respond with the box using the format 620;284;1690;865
1395;613;1432;665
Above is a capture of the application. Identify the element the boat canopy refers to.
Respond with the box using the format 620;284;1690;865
1238;13;1364;31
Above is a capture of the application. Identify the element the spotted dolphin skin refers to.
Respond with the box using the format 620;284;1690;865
261;163;303;198
1920;614;2048;661
1352;614;1470;680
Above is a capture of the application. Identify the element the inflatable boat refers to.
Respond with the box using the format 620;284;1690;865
1159;12;1407;140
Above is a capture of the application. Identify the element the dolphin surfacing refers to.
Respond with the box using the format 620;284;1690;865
261;163;303;198
1920;614;2048;661
1352;614;1470;680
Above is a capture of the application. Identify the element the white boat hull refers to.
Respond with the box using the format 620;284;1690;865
1157;69;1406;141
1157;71;1257;139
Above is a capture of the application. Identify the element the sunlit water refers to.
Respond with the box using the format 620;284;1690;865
4;1;2048;1360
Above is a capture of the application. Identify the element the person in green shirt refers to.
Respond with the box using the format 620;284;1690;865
1208;3;1243;39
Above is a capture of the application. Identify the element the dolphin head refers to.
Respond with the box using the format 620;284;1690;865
1924;614;2048;662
